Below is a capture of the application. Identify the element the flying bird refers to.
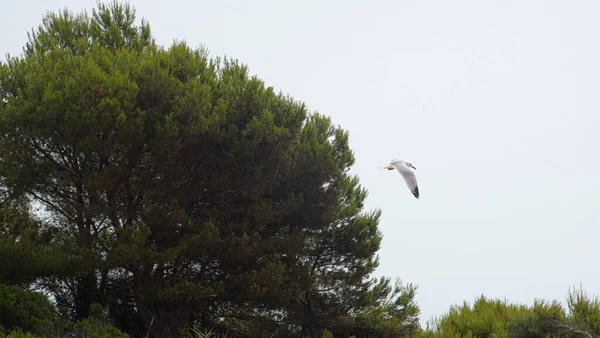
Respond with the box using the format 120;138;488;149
378;159;419;199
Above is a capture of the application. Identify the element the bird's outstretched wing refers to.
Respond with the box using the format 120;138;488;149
394;166;419;199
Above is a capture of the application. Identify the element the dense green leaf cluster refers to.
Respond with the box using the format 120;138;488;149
0;284;61;337
0;2;419;337
420;287;600;338
0;284;128;338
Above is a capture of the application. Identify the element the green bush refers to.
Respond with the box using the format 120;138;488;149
423;288;600;338
0;284;63;337
72;304;129;338
1;330;39;338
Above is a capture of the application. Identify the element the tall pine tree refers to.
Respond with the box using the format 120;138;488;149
0;2;419;337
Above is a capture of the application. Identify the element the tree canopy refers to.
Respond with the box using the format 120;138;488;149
0;2;419;337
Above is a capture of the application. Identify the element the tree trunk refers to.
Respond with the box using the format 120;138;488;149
133;267;171;338
74;272;97;320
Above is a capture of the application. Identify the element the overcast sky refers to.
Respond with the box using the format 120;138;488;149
3;0;600;325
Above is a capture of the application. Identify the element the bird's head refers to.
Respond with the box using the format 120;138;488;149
389;159;416;170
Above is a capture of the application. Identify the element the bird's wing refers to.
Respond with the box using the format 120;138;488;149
394;166;419;199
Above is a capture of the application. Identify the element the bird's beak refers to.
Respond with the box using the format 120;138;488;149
410;165;417;170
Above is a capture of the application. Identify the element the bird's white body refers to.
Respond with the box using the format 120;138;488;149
378;159;419;199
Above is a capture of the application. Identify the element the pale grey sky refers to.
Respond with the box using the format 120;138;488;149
4;0;600;325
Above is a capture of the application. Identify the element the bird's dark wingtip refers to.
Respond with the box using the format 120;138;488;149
412;186;419;199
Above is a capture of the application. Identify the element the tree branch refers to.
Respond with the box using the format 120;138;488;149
28;190;77;223
551;319;593;338
29;138;78;176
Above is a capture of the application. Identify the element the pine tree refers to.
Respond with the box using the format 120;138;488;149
0;2;419;337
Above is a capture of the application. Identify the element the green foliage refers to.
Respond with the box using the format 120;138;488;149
349;278;420;337
434;295;531;337
72;304;129;338
0;202;45;284
423;287;600;338
182;323;215;338
0;284;63;337
320;329;333;338
0;1;417;338
0;330;39;338
0;290;127;338
566;285;600;336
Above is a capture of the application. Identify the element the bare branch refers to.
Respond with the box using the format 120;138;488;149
28;190;76;223
551;319;593;338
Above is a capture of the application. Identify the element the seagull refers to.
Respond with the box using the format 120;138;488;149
378;159;419;199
